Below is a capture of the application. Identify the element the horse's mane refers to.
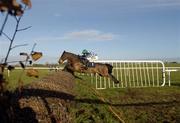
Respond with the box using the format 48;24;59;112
63;51;79;58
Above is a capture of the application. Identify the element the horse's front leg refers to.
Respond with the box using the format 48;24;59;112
73;63;86;73
63;64;75;76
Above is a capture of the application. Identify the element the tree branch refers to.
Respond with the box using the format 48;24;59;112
0;12;9;36
31;43;37;53
11;43;28;50
4;6;27;64
1;32;12;41
14;16;18;22
4;15;23;63
17;26;32;32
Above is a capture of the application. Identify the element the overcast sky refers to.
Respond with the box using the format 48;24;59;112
0;0;180;63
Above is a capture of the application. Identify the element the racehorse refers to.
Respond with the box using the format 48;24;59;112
58;51;120;84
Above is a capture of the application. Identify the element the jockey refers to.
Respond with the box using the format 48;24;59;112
82;49;90;58
80;49;98;67
80;49;90;67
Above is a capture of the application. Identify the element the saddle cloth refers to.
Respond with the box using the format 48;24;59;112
79;56;95;68
86;62;95;67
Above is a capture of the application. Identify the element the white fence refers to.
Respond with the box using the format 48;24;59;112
7;61;179;89
165;67;180;86
91;60;166;89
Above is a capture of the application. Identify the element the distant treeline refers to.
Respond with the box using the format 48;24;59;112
14;63;62;67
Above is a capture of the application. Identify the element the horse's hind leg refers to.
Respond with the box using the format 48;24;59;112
108;74;119;84
98;73;103;77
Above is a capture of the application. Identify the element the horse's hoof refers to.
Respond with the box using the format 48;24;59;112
114;81;120;84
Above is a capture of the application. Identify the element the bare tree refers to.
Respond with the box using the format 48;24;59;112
0;0;32;92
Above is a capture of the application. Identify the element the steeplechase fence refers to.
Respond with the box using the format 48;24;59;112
90;60;166;89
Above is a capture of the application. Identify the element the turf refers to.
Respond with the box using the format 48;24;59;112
2;63;180;122
70;75;180;123
3;69;49;91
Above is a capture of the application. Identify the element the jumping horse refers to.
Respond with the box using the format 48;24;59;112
58;51;120;84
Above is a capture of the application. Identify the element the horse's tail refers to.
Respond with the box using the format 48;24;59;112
105;64;120;84
109;74;119;84
105;63;113;74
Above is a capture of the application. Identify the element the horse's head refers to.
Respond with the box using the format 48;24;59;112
58;51;67;64
58;51;80;65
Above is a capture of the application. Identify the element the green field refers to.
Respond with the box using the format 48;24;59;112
3;69;49;91
70;74;180;123
2;63;180;122
71;63;180;122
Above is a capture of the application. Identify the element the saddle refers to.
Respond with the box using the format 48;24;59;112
86;62;95;67
79;55;95;68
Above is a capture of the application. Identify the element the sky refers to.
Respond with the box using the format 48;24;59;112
0;0;180;63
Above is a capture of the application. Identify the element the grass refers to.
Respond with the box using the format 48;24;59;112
169;70;180;85
70;62;180;122
165;62;180;67
3;69;49;91
70;75;180;123
2;63;180;122
70;76;119;123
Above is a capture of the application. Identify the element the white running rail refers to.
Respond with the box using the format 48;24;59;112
91;60;166;89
